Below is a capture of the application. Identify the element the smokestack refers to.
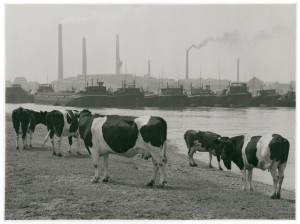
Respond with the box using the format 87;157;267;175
237;58;239;82
186;49;189;80
58;24;63;80
82;38;87;76
148;60;151;76
116;34;122;75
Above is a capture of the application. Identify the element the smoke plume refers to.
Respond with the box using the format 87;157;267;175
187;26;287;51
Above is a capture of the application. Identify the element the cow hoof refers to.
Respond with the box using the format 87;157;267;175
58;153;63;157
208;165;214;168
16;146;19;150
159;181;167;188
53;152;57;156
146;180;155;187
249;187;253;191
190;164;197;167
91;177;100;183
77;152;81;155
270;193;277;199
219;167;224;171
68;150;71;154
29;144;32;148
102;176;110;183
276;193;281;199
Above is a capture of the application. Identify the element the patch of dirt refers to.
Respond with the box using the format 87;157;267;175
5;113;295;220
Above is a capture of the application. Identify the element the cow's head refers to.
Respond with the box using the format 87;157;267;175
214;137;234;170
79;109;92;119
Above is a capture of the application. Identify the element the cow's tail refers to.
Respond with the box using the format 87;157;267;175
183;131;191;154
41;130;51;149
162;140;167;162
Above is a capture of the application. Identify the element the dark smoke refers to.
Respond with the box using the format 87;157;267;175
188;26;287;51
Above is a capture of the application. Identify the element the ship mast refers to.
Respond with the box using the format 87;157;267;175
162;65;164;89
199;65;201;88
218;61;221;90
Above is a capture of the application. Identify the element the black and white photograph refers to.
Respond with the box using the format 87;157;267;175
2;1;297;221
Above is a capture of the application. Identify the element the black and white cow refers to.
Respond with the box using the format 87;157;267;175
78;109;168;186
41;109;80;156
184;130;223;170
12;107;47;149
216;134;289;199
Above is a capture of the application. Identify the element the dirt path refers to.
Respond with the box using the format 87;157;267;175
5;113;295;219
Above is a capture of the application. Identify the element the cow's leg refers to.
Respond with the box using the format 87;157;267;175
91;148;100;183
16;133;20;149
276;163;286;199
102;154;110;182
68;136;72;153
15;129;20;149
216;154;223;170
21;124;28;149
28;129;33;148
208;152;213;168
241;168;247;191
41;130;51;149
188;147;197;167
13;122;20;149
151;151;167;187
50;136;56;155
76;134;81;155
57;136;63;157
146;158;159;187
22;131;27;149
247;168;254;191
269;162;278;199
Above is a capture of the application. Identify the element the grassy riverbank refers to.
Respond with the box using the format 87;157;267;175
5;113;295;219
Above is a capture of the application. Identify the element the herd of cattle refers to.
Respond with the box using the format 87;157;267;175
11;107;290;199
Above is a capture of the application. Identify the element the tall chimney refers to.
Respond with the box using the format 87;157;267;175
186;49;189;80
82;37;87;88
116;34;122;75
237;58;239;82
58;24;63;80
148;60;151;76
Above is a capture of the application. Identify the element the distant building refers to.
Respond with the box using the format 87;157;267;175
6;80;12;87
14;77;29;91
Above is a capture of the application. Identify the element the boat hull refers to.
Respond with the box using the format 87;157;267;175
67;95;115;107
187;95;216;107
34;93;74;106
216;93;252;107
143;95;186;107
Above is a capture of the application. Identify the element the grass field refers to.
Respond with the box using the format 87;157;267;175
5;113;295;220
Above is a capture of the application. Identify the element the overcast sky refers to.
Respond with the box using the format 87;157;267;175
5;4;296;83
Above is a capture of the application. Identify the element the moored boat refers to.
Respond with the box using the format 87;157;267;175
34;84;75;106
6;84;34;103
66;81;114;107
186;84;216;107
250;89;280;107
215;82;252;107
274;91;295;107
113;80;144;107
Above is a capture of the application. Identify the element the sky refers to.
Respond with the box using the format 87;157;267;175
5;4;296;84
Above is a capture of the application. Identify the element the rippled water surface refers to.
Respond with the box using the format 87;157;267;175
5;104;296;191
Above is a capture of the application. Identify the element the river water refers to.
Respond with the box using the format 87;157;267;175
5;104;296;191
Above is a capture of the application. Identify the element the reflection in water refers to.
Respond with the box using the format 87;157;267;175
5;104;295;191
